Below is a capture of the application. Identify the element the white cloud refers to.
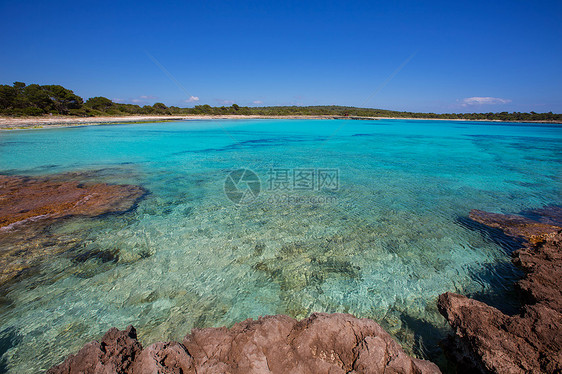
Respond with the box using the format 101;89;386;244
131;99;144;103
185;96;200;103
217;99;235;105
253;100;263;105
461;97;511;106
113;98;124;103
139;95;157;100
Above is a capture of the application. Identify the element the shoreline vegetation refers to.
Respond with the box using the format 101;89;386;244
1;82;561;130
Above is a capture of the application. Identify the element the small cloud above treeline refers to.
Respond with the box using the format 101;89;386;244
461;97;511;106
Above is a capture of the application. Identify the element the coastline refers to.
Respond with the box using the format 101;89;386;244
1;114;561;130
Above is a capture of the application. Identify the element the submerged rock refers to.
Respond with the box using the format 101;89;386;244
439;208;562;373
0;173;145;285
469;206;562;244
48;313;441;374
0;174;145;229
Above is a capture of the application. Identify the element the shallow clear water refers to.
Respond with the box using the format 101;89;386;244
0;119;560;372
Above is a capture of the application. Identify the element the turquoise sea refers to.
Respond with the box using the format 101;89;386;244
0;119;561;372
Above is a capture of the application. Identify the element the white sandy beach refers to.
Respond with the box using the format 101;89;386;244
0;114;560;130
0;115;340;129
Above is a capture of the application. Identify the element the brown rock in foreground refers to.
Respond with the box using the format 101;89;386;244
47;325;143;374
48;313;441;374
439;208;562;374
438;292;562;374
0;173;145;285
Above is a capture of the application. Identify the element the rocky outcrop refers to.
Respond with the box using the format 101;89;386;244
48;313;441;374
0;173;145;285
439;207;562;374
438;290;562;374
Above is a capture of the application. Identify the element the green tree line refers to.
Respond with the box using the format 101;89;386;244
1;82;560;122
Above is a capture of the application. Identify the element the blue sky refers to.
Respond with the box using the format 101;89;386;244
1;0;561;113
